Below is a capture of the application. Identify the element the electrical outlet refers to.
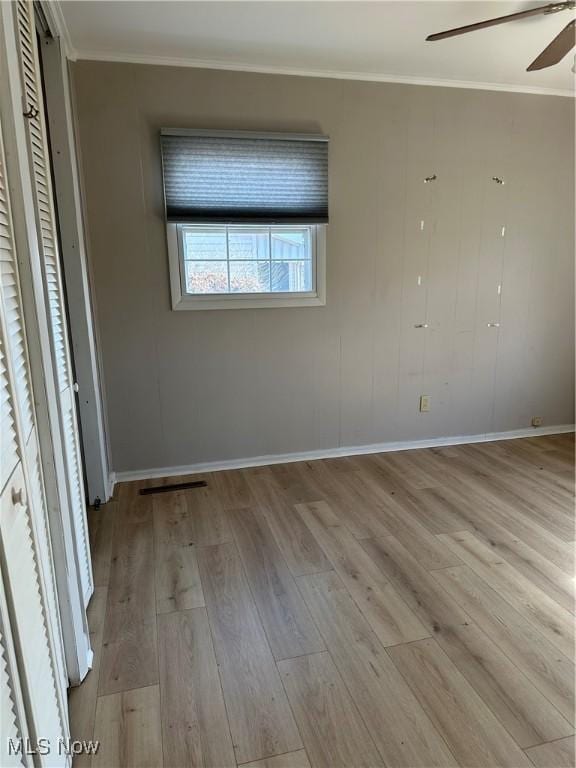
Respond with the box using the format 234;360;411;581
419;395;431;413
531;416;543;427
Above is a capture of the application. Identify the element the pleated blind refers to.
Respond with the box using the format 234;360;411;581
160;129;329;224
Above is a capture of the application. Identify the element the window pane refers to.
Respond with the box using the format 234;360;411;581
184;229;226;260
186;261;228;294
229;262;271;293
271;260;313;293
271;229;311;260
179;225;316;298
228;230;269;260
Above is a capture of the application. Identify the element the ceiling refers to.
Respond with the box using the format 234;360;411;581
60;1;576;96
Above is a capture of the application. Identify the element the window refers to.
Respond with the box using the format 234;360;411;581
169;223;325;309
161;129;328;310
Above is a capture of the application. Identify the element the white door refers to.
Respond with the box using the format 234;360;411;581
13;0;93;606
0;98;69;766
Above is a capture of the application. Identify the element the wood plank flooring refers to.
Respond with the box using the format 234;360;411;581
71;434;575;767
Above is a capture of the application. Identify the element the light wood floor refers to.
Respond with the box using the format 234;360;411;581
70;434;576;768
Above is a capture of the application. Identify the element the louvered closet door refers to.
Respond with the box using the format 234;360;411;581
0;567;31;768
0;341;30;768
0;100;68;767
14;0;93;606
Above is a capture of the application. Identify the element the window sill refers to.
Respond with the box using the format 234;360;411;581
172;294;326;311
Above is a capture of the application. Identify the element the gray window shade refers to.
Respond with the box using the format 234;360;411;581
160;129;329;224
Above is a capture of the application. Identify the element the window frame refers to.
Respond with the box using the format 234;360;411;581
167;222;326;311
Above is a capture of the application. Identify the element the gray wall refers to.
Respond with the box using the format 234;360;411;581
72;61;575;474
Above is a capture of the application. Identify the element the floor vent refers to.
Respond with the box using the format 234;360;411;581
139;480;208;496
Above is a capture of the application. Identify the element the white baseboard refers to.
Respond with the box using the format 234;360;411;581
106;472;116;501
111;423;575;488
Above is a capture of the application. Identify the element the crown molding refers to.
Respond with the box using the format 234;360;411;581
73;49;575;97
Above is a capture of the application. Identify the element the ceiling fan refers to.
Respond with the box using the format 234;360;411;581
426;2;576;71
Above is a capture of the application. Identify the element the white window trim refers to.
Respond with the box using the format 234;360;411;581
167;223;326;310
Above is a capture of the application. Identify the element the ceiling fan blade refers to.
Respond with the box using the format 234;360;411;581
527;18;576;69
426;3;563;41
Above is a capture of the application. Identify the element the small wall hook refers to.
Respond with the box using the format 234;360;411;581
23;106;39;119
424;174;437;183
492;176;505;185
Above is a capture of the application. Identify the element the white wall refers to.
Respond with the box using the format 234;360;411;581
72;61;575;474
